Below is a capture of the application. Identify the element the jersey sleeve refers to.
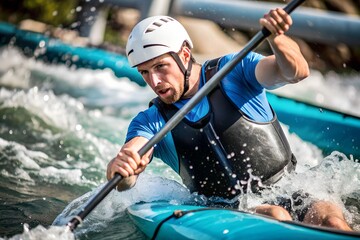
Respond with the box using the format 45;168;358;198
126;107;159;143
219;52;273;122
125;105;180;173
231;51;265;92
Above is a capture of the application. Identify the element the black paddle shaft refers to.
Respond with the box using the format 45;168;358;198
67;0;306;231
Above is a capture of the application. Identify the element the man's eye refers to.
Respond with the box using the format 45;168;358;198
156;64;164;69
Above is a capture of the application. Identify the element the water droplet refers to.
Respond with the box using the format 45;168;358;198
39;40;46;48
72;55;79;62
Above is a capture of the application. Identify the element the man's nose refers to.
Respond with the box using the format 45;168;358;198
149;72;161;87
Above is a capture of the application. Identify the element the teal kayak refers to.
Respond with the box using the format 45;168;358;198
127;201;360;240
267;93;360;159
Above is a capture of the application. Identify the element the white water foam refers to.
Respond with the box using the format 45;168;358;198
0;47;155;113
0;86;120;186
0;137;84;185
0;87;79;130
0;224;74;240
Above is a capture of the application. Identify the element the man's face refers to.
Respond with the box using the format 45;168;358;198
137;53;184;104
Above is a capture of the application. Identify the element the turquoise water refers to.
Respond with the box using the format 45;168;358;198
0;47;359;239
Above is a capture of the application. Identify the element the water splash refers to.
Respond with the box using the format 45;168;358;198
235;151;360;229
52;173;191;238
0;224;74;240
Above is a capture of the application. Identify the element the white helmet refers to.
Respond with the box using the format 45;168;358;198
126;16;193;67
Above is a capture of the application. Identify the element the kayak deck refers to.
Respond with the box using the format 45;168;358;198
127;201;360;240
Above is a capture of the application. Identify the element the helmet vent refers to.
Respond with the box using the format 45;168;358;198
127;49;134;56
145;17;175;33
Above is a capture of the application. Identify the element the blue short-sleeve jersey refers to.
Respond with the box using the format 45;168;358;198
126;51;272;173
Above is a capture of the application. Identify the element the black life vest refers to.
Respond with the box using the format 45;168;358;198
151;58;296;198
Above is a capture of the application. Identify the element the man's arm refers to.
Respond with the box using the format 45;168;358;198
106;136;153;191
255;8;310;89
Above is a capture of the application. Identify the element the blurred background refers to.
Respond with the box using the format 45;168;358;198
0;0;359;73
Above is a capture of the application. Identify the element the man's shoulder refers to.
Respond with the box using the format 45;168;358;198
217;51;264;63
132;104;160;122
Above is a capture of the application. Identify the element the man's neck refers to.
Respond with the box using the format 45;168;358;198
182;63;202;99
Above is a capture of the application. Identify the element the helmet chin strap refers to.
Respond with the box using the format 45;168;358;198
169;52;193;98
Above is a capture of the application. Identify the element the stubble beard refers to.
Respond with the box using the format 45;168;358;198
160;84;183;104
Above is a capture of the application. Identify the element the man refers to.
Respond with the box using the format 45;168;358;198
107;8;352;231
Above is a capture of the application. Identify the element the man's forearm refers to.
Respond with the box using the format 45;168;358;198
267;34;309;82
